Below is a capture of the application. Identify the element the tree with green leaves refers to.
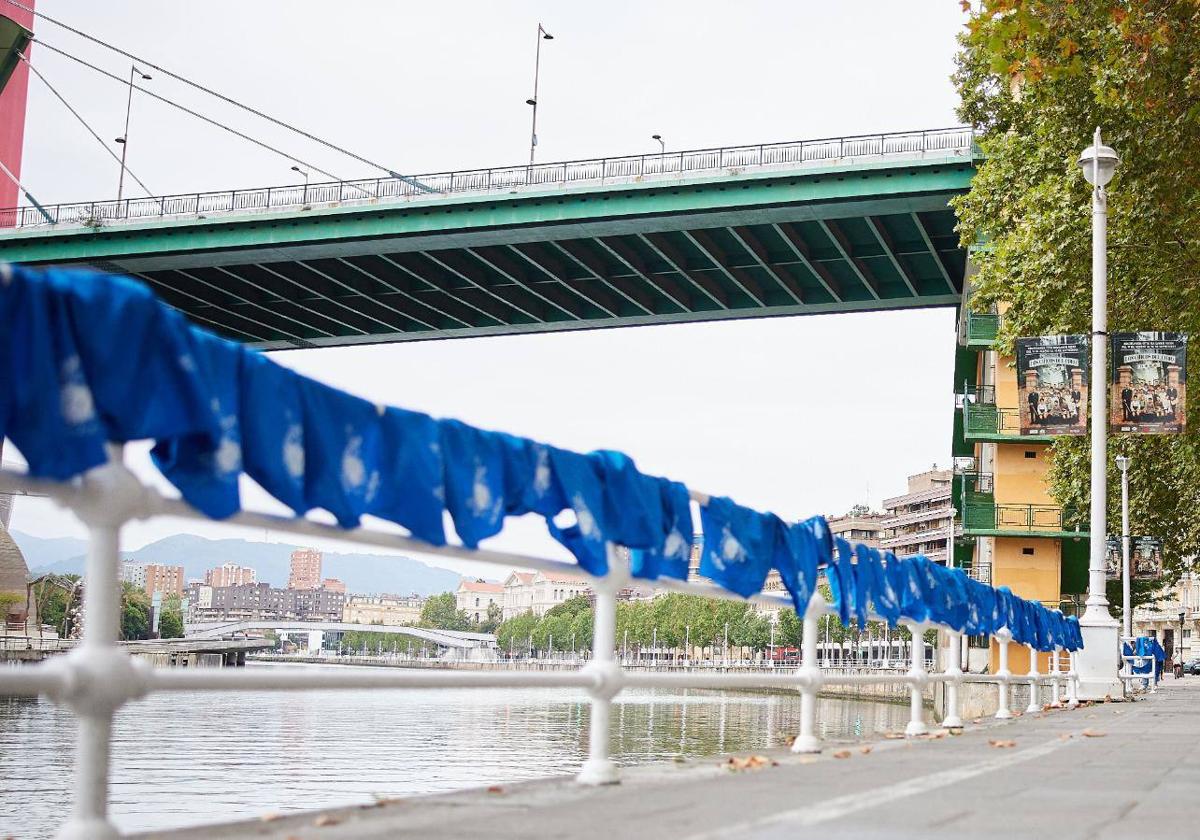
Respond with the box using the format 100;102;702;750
158;594;184;639
419;592;471;631
954;1;1200;611
496;610;539;654
120;583;151;641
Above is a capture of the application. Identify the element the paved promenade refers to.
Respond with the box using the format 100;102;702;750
141;679;1200;840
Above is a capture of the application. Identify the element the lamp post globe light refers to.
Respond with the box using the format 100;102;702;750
1075;128;1125;699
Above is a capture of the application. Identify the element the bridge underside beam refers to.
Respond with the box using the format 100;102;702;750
0;158;971;347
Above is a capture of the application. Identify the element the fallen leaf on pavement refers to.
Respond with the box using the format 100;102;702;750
883;732;906;740
260;813;283;822
1058;734;1072;741
1081;729;1106;738
313;815;341;827
988;739;1016;748
726;755;772;771
832;750;852;759
859;746;873;754
487;785;505;793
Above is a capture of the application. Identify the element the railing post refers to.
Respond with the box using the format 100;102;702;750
905;622;929;736
995;627;1013;718
1066;650;1080;708
1025;645;1041;713
943;630;964;729
53;446;147;840
577;544;624;786
792;593;824;753
1051;648;1062;705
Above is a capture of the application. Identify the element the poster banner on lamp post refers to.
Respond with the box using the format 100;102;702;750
1105;535;1164;580
1132;536;1163;579
1015;335;1089;436
1110;332;1188;434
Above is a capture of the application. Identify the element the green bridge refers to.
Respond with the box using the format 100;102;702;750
0;127;978;349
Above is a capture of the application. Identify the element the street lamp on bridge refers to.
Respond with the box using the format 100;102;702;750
115;64;152;205
526;23;554;167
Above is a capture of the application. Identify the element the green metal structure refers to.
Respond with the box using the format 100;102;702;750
0;129;978;348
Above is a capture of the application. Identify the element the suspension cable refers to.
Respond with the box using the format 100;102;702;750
0;0;432;190
31;38;352;186
17;52;156;200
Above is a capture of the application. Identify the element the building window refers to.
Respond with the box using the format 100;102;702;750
1024;451;1037;459
1022;547;1035;556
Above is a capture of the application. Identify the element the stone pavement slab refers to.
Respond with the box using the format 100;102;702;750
137;679;1200;840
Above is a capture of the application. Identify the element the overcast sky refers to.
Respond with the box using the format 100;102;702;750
7;1;967;580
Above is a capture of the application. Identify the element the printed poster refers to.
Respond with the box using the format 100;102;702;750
1132;536;1164;579
1111;332;1187;434
1016;335;1089;436
1103;535;1164;580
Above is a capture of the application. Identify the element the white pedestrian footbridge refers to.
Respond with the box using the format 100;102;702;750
184;621;496;651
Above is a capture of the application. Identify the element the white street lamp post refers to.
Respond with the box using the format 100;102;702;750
1077;128;1124;699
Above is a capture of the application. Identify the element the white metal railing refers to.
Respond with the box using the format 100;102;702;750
0;126;978;231
0;455;1078;840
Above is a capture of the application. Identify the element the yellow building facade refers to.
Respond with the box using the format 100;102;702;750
955;310;1089;674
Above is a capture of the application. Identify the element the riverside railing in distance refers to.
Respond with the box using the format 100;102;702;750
0;126;977;230
0;263;1081;840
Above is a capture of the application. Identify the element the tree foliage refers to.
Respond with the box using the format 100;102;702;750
419;592;471;631
954;1;1200;603
494;594;779;654
158;594;184;639
120;583;151;641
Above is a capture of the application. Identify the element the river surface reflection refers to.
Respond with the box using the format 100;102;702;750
0;663;912;838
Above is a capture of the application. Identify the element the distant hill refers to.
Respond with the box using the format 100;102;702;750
11;531;462;596
11;532;87;571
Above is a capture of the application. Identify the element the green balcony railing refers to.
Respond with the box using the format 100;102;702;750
962;403;1023;438
962;502;1087;537
965;311;1000;348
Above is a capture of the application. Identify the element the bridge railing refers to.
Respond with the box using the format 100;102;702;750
1;455;1076;839
0;126;977;231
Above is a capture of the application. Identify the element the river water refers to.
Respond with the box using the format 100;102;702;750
0;663;911;839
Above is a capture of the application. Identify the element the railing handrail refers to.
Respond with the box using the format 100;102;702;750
0;126;977;231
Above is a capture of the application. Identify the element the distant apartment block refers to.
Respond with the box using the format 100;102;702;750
456;580;504;623
192;582;345;623
288;548;322;590
881;467;954;564
343;594;425;626
321;578;346;594
122;563;184;598
204;563;257;588
827;508;886;547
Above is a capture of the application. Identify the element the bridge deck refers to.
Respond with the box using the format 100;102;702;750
137;679;1197;839
0;133;977;349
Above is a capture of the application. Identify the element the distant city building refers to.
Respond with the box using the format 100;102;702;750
502;572;536;619
122;563;184;598
288;548;322;590
881;467;954;564
531;571;590;616
321;578;346;594
121;562;147;590
192;582;345;623
827;507;886;547
204;563;257;588
499;570;591;619
343;593;424;626
456;580;504;623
